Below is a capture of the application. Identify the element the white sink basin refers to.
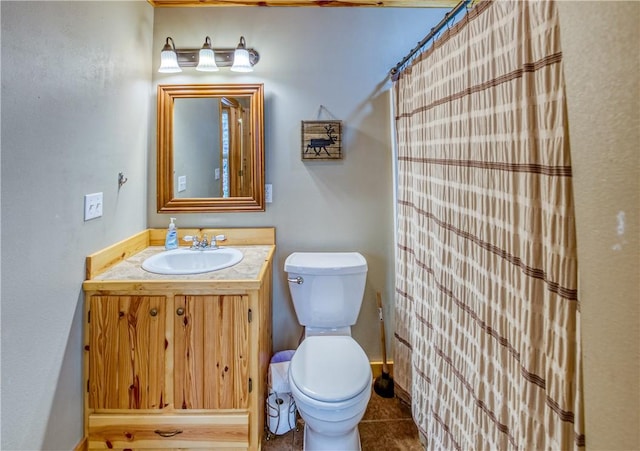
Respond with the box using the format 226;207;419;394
142;247;243;275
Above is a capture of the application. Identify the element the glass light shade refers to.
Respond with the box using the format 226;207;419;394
196;48;219;72
159;49;181;73
231;48;253;72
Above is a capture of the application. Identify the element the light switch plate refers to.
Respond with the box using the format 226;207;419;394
265;184;273;203
178;175;187;192
84;192;103;221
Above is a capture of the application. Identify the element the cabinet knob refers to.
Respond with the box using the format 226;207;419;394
150;308;158;317
176;307;185;316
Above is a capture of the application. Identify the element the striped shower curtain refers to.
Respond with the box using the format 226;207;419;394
393;1;585;449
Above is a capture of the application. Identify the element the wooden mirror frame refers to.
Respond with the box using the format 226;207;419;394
157;84;265;213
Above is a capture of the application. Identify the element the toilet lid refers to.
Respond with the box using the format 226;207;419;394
285;252;367;275
289;336;371;402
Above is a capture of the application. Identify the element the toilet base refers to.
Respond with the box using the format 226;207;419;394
303;423;361;451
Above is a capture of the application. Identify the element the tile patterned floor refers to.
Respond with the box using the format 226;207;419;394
262;386;423;450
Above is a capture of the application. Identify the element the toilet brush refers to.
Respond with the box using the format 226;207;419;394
373;291;395;398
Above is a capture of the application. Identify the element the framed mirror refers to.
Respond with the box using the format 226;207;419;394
157;84;265;212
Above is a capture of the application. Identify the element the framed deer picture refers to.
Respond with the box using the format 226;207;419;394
301;120;342;160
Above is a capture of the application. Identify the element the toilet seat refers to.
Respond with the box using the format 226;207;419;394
289;336;371;403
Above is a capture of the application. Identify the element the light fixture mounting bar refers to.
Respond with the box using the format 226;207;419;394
176;48;259;68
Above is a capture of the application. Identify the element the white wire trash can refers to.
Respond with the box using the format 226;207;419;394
265;350;297;438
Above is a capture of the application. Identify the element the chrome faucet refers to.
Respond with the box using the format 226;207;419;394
183;234;205;250
183;233;225;250
211;234;226;248
182;233;227;251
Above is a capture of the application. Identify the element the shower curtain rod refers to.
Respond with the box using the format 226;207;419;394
390;0;471;78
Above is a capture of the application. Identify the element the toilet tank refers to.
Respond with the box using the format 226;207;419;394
284;252;368;329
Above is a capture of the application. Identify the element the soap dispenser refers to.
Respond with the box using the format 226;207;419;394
165;217;178;250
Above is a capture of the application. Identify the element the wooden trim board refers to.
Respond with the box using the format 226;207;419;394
149;0;458;7
73;437;87;451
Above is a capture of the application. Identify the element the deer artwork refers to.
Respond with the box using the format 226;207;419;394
306;124;338;157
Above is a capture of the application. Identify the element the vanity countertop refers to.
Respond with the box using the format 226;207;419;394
83;228;275;291
92;245;273;281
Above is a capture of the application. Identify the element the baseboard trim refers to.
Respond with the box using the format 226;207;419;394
370;361;393;378
73;436;87;451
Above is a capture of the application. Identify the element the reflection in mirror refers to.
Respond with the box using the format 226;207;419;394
174;97;222;198
157;84;264;213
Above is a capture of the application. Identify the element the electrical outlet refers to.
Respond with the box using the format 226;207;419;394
84;192;103;221
265;184;273;203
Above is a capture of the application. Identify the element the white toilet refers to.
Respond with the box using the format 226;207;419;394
285;252;372;451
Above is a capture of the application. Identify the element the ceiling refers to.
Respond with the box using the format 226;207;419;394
148;0;457;7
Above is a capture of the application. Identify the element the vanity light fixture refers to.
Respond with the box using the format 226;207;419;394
196;36;219;72
230;36;253;73
159;37;181;73
157;35;259;73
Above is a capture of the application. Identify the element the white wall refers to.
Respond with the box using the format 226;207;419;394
149;7;448;357
558;2;640;449
0;2;153;449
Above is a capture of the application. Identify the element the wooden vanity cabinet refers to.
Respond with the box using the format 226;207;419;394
83;229;274;451
88;294;251;413
88;295;167;411
86;293;260;449
173;294;250;411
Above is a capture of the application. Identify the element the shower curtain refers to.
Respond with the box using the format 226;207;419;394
393;1;584;449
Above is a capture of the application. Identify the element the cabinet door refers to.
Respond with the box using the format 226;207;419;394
89;295;166;410
174;295;249;410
